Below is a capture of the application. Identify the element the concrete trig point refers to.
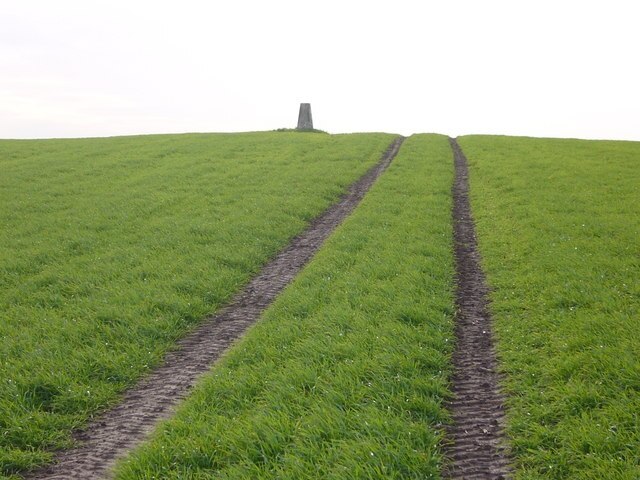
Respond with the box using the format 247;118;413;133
296;103;313;130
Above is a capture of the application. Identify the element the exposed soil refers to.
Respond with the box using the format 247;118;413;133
27;137;405;480
445;138;512;479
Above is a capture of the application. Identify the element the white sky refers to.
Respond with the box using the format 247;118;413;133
1;0;639;140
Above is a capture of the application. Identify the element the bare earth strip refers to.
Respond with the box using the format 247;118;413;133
445;138;512;479
27;136;405;480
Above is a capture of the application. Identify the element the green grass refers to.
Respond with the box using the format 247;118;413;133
113;134;455;479
0;131;396;476
459;136;640;479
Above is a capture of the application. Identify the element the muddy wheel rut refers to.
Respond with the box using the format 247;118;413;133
27;137;405;480
445;137;512;479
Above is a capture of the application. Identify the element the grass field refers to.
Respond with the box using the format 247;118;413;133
459;136;640;479
4;130;637;479
113;134;455;479
0;131;396;476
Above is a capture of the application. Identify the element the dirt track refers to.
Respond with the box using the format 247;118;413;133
446;137;511;479
27;137;405;480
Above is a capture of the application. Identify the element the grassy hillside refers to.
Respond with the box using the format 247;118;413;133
0;131;395;476
459;136;640;479
114;134;455;479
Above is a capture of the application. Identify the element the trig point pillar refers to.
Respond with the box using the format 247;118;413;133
296;103;313;130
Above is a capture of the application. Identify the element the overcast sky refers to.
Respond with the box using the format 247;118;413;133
1;0;639;140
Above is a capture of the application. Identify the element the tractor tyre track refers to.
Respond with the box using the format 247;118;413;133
27;136;405;480
446;137;512;479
